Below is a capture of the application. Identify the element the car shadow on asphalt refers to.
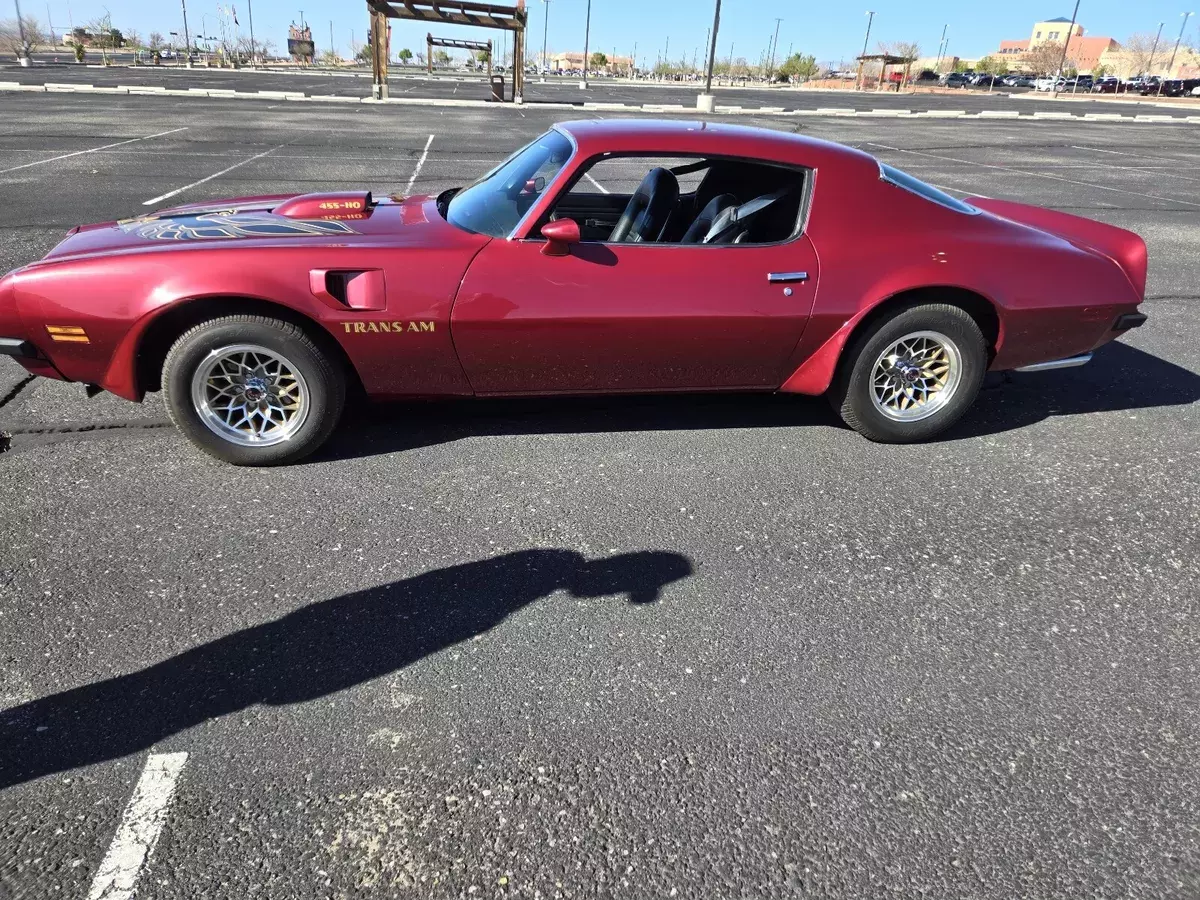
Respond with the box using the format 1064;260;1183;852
0;548;692;791
319;341;1199;460
953;341;1200;440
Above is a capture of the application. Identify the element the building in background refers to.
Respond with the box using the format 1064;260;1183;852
995;18;1200;77
995;17;1117;74
1029;17;1084;45
548;51;633;74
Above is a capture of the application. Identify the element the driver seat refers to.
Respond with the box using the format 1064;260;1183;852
609;167;680;243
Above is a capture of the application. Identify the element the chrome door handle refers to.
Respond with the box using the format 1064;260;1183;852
767;271;808;283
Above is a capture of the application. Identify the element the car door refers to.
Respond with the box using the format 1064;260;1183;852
450;236;820;395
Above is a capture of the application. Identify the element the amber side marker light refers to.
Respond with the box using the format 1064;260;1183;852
45;325;89;343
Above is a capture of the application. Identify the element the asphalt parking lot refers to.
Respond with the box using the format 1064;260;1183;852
1;93;1198;899
4;62;1198;116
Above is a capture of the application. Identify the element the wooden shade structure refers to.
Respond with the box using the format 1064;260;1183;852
427;34;493;75
855;53;915;92
367;1;528;100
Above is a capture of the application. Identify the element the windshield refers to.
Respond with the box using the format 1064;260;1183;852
444;130;573;237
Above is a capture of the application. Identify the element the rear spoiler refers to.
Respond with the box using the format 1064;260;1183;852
969;196;1148;298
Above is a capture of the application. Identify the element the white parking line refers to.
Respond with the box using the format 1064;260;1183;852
0;127;187;175
405;133;435;194
868;142;1200;209
86;752;188;900
142;139;294;206
584;172;610;193
1068;144;1200;183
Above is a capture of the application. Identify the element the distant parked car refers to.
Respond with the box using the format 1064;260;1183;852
1142;79;1181;96
973;74;1006;88
1091;76;1121;93
914;69;938;82
939;72;969;88
1034;76;1064;91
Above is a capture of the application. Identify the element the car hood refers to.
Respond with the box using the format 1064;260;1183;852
34;191;476;265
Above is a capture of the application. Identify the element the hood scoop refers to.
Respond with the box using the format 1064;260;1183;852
274;191;374;220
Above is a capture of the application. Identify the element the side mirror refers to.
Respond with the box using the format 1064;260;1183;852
540;218;580;257
522;175;546;195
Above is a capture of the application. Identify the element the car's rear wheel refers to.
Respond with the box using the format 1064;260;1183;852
830;303;987;443
163;315;345;466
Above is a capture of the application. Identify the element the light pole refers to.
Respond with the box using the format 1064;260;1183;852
541;0;550;77
1145;21;1165;85
697;0;722;110
1161;11;1193;94
857;11;875;91
180;0;192;66
581;0;591;88
247;0;256;64
935;24;947;72
768;17;782;78
1051;0;1080;97
14;0;30;65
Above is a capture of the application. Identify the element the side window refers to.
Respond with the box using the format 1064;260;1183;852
568;156;707;197
546;154;807;246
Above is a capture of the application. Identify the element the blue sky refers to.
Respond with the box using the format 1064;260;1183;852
29;0;1199;63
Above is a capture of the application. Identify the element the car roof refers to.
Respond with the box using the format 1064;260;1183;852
552;119;874;170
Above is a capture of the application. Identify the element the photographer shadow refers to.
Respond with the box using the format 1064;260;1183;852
0;548;692;791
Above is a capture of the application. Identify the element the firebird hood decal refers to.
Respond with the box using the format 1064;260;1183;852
117;212;358;242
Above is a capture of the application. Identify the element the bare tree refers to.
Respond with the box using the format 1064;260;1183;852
87;13;121;64
1024;40;1065;75
1123;32;1161;76
878;40;920;62
148;31;165;51
233;35;274;63
125;28;144;61
0;16;47;59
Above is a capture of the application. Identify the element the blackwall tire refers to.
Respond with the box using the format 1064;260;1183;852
162;315;346;466
829;303;987;443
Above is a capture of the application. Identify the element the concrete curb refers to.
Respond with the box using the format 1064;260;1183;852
1;81;1197;123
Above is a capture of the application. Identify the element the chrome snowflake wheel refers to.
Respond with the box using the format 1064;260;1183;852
870;330;963;422
190;344;310;447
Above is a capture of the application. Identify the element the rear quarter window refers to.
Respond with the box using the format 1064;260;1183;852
879;163;979;215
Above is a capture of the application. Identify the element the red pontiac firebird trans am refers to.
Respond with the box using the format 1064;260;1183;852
0;120;1147;465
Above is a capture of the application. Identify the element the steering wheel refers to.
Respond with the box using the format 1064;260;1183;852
609;167;680;243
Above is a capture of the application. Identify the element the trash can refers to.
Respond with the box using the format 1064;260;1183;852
490;75;505;102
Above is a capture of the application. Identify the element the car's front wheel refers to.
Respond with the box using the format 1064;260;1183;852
829;302;987;443
162;315;346;465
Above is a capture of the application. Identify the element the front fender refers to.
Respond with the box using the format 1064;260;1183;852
24;242;479;401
